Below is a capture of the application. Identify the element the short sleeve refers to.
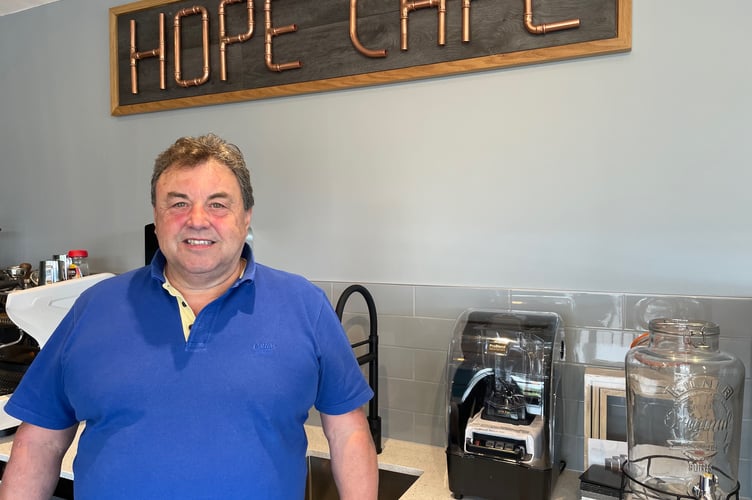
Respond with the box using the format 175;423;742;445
4;309;78;430
313;302;374;415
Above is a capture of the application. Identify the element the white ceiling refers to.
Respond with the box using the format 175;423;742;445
0;0;61;17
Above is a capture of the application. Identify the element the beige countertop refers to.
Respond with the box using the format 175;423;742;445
306;425;581;499
0;424;581;499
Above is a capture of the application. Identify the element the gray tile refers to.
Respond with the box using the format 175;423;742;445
380;345;414;380
384;378;446;415
625;295;712;331
377;376;388;406
626;294;752;337
556;433;585;472
381;408;414;442
554;394;564;427
414;349;449;384
313;281;333;302
563;328;637;366
557;362;586;402
414;285;510;319
719;337;752;382
339;312;372;351
697;297;752;337
434;385;447;416
555;398;584;437
511;290;623;329
378;316;454;350
742;418;752;461
414;412;446;447
739;458;751;499
331;282;414;317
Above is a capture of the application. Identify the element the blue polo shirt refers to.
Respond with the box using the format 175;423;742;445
5;245;373;499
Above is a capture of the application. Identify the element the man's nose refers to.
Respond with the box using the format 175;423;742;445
187;205;210;227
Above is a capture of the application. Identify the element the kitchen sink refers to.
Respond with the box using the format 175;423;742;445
305;455;420;500
4;456;420;500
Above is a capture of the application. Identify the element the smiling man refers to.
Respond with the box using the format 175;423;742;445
152;155;252;322
0;134;378;500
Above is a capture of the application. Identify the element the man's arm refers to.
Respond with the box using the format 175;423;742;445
321;407;378;500
0;422;77;500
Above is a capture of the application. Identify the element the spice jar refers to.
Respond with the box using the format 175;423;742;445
67;249;90;278
624;319;745;499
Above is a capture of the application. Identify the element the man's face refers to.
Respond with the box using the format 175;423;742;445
153;159;251;286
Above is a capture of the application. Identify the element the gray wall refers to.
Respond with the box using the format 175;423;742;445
1;0;751;496
1;0;751;297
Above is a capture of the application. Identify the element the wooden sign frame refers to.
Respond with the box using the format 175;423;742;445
110;0;631;116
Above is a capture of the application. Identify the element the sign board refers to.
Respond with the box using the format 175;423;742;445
110;0;631;115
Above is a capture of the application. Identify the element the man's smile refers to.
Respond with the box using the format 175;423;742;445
185;239;214;246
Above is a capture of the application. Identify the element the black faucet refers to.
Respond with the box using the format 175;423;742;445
335;284;382;454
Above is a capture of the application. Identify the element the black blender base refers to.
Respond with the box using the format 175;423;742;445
447;451;556;500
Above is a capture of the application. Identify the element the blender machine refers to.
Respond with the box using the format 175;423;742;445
447;310;562;500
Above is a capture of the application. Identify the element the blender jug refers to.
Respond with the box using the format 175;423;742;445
482;332;545;423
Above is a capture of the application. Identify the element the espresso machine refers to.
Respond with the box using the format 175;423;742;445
447;309;562;500
0;273;114;433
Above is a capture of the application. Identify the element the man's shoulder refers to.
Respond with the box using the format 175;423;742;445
253;263;324;296
76;266;155;303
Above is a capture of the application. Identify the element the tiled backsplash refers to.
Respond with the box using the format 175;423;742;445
310;281;752;499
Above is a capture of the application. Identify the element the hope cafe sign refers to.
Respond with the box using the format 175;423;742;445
110;0;631;115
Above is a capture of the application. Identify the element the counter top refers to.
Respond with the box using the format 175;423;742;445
306;425;581;499
0;425;581;499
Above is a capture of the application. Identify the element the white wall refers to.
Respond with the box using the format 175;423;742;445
1;0;751;296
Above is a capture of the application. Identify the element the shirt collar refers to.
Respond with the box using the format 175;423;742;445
150;243;256;285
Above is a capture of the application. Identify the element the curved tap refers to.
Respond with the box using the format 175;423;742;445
335;284;382;454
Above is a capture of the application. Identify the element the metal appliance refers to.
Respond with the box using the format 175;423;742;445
447;309;562;500
0;273;114;433
0;267;40;435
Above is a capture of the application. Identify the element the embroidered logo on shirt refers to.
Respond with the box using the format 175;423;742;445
253;342;277;353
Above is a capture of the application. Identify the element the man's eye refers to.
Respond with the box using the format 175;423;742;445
209;202;227;209
172;202;188;208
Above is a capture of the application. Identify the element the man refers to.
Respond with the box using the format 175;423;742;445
0;134;378;499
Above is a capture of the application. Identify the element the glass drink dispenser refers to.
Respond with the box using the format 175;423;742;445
624;319;745;499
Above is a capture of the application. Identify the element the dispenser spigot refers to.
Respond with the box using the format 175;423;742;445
691;472;717;499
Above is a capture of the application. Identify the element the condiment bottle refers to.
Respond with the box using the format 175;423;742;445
67;249;90;278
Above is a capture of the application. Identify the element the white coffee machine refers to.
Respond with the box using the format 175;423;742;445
0;273;114;432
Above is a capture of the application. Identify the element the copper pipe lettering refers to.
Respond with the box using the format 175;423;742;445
264;0;302;72
523;0;580;35
129;14;165;94
438;0;446;45
461;0;472;43
219;0;255;81
350;0;387;58
174;6;210;87
399;0;446;51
